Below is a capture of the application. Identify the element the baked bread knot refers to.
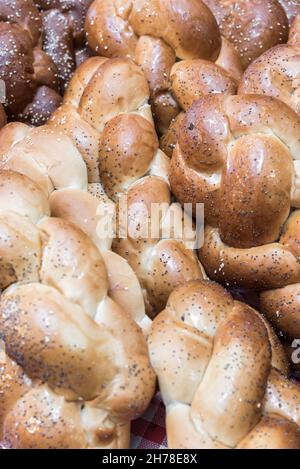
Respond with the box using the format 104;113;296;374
85;0;225;134
0;169;155;448
148;280;300;449
239;13;300;117
203;0;289;69
170;94;300;289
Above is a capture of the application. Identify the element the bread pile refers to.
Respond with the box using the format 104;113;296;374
0;0;300;450
48;57;206;317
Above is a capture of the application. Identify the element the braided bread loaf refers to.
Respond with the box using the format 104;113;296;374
239;14;300;116
203;0;289;69
0;169;155;448
170;92;300;342
149;279;300;449
170;94;300;291
85;0;244;134
0;57;204;318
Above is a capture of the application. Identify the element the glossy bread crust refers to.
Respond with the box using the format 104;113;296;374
203;0;289;68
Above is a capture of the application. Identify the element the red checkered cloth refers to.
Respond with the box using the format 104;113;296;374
131;392;167;449
130;369;300;450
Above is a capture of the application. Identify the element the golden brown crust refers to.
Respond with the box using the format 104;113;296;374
215;37;244;82
112;175;205;317
203;0;289;68
99;113;159;200
160;112;184;158
259;210;300;338
79;58;150;132
170;60;237;112
135;35;179;135
86;0;221;61
199;224;300;289
159;59;238;150
149;280;300;449
85;0;245;137
239;14;300;118
0;351;32;433
2;387;87;449
236;415;300;449
261;284;300;338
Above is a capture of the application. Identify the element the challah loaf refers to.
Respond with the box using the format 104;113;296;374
239;14;300;116
170;94;300;293
149;280;300;449
0;168;155;448
0;57;204;317
170;92;300;341
85;0;244;134
203;0;289;69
